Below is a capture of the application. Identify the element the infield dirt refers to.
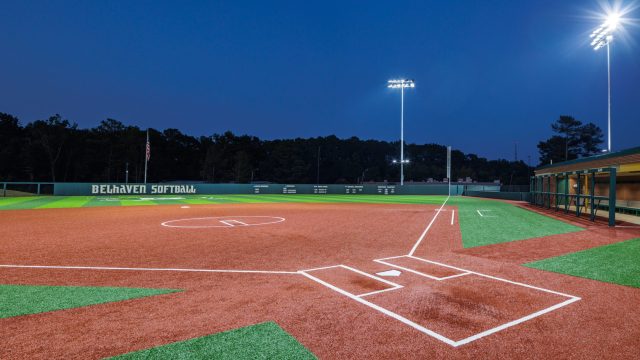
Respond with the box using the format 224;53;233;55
1;202;640;359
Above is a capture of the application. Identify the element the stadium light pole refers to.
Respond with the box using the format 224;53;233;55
590;13;619;152
388;79;415;185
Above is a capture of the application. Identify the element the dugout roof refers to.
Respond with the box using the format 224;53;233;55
535;146;640;175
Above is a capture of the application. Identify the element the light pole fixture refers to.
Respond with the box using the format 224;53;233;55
388;79;415;185
590;13;619;152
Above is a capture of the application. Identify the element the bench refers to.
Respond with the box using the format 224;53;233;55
597;199;640;217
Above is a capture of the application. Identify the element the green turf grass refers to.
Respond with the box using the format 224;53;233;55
0;284;179;319
38;196;93;208
450;197;583;248
0;194;449;210
0;196;64;210
524;238;640;288
108;321;316;360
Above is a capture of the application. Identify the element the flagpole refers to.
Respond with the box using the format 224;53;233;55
144;129;149;184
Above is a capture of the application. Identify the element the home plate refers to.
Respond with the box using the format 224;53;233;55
376;269;401;277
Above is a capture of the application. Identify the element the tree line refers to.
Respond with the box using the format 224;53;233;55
537;115;604;164
0;112;536;184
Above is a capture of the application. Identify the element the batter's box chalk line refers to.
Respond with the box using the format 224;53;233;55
300;256;580;347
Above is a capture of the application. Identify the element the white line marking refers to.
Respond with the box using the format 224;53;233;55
226;219;248;226
407;255;580;298
453;297;580;346
0;264;299;275
161;216;285;228
438;272;473;281
300;264;343;272
339;265;403;288
374;258;471;281
299;264;403;297
376;255;409;261
408;196;450;256
356;287;402;298
302;258;580;346
219;220;235;227
299;271;458;347
451;210;455;225
476;209;496;218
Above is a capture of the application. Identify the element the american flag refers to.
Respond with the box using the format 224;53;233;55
145;131;151;161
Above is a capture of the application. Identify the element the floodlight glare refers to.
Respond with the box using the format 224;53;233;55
591;12;621;51
607;13;620;30
589;12;621;152
387;79;415;185
387;79;415;89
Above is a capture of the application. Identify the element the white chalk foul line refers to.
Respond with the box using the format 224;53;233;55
476;209;497;218
0;264;298;275
408;196;450;256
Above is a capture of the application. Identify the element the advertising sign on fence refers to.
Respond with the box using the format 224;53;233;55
49;183;474;196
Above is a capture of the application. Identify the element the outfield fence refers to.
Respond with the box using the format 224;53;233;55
464;190;530;202
1;182;55;197
1;182;480;197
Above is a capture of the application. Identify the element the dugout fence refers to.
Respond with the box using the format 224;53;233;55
530;167;617;226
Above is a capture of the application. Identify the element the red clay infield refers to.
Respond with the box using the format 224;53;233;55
1;202;640;359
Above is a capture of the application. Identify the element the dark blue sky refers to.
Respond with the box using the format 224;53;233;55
1;1;638;163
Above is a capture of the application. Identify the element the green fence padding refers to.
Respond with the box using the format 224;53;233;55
47;183;466;196
465;190;530;202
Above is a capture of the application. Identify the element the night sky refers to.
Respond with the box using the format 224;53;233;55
1;1;638;162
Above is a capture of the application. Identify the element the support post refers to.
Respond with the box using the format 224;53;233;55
529;176;534;205
590;171;596;221
564;173;569;214
576;174;581;217
547;176;551;209
2;182;5;197
554;174;559;211
609;168;616;227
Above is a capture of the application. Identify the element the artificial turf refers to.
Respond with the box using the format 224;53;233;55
449;197;583;248
108;321;316;359
0;194;449;210
0;194;582;248
524;238;640;288
0;284;179;319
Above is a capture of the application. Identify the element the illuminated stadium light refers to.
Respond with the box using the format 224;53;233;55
387;79;415;185
387;79;416;89
391;159;410;164
590;12;621;152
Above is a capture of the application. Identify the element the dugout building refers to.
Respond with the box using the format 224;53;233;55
531;146;640;226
